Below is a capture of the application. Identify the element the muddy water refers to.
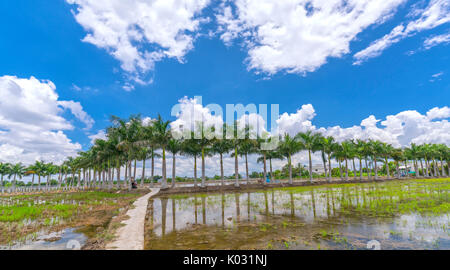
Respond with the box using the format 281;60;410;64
144;179;450;250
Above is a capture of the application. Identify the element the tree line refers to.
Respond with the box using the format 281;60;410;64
1;114;448;192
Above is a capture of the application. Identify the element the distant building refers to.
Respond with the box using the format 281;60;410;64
311;164;326;175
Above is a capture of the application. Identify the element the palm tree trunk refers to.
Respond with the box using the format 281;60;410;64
338;160;342;180
288;153;293;185
365;158;370;181
245;153;249;185
194;156;197;187
220;153;224;186
308;149;313;182
269;158;273;181
425;157;429;177
345;158;349;181
151;152;155;187
385;157;390;179
420;159;424;177
124;163;128;189
396;162;400;179
141;159;146;187
171;154;176;188
352;158;357;180
201;148;206;188
38;175;41;191
374;157;378;180
328;154;332;182
263;152;267;185
359;158;363;181
116;164;121;189
13;174;16;192
414;159;419;178
161;147;167;189
441;158;446;177
234;147;239;187
133;159;137;181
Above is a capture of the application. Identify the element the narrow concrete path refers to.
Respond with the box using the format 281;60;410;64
107;188;160;250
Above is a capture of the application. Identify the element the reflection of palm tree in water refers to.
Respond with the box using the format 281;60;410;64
161;198;168;237
271;191;275;215
202;197;206;225
235;193;240;223
310;190;316;218
172;198;176;232
290;192;295;217
221;194;225;227
247;193;251;222
194;195;198;224
264;191;269;218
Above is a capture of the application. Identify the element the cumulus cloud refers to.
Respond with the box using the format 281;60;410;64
67;0;211;84
0;76;92;165
170;96;224;136
276;104;316;136
88;130;107;144
217;0;405;74
354;0;450;64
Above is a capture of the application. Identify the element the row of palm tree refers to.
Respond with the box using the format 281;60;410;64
0;160;79;192
2;114;449;193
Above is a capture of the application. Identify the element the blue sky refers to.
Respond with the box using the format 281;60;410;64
0;0;449;172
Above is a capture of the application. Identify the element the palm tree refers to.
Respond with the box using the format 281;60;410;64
227;122;245;187
391;148;404;179
340;141;354;181
167;139;182;188
153;115;171;189
0;163;10;191
279;134;302;185
436;144;448;177
232;125;258;185
379;142;394;179
295;131;321;182
258;149;283;182
321;136;336;182
370;140;384;180
211;128;232;186
354;140;366;181
8;163;27;192
405;143;421;178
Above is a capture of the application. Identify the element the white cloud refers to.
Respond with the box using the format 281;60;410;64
217;0;405;74
354;0;450;64
276;104;316;136
170;96;224;135
426;106;450;120
58;100;95;129
424;32;450;49
0;76;92;165
67;0;211;84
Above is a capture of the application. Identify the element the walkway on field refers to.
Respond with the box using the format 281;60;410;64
107;188;160;250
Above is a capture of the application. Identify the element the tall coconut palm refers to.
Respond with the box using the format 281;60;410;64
0;163;10;191
370;140;384;180
153;115;171;189
321;136;336;182
340;141;354;181
233;126;258;185
379;142;394;179
295;131;321;182
167;139;182;188
279;134;302;185
211;127;232;186
227;122;245;187
436;144;448;177
405;143;421;178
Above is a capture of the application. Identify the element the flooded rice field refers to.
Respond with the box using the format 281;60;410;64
144;179;450;250
0;191;142;249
